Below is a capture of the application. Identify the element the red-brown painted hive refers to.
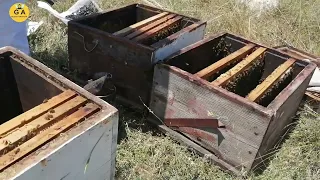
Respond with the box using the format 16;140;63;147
149;33;317;173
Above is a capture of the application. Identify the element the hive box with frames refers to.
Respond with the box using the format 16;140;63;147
0;47;118;180
274;45;320;112
149;33;317;173
68;3;206;108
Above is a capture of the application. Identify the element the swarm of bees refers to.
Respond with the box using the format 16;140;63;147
256;67;293;107
224;57;265;97
213;38;232;58
145;21;182;45
208;39;233;81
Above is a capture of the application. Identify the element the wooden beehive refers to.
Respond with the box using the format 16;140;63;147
148;33;317;174
274;45;320;112
0;47;118;180
68;3;206;108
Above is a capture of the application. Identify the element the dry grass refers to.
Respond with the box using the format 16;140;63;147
27;0;320;179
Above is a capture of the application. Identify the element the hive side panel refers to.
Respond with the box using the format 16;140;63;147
110;111;119;180
0;56;23;121
180;128;258;169
11;115;118;180
68;24;154;105
68;23;154;72
10;59;62;112
150;65;270;169
252;66;314;170
153;24;206;63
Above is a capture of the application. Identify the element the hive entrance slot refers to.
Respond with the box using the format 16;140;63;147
0;90;100;171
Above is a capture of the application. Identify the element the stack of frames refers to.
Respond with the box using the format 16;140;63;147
0;90;100;171
195;43;295;107
0;47;118;180
112;12;184;46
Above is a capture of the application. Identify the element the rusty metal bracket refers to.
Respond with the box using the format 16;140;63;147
164;118;225;129
164;118;226;148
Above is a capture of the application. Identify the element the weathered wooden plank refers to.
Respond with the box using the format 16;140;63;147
113;12;169;37
152;94;259;169
132;16;183;43
125;13;177;39
152;23;206;63
180;128;257;169
0;103;99;171
195;44;256;79
212;47;267;86
247;58;296;102
0;90;77;137
305;91;320;102
0;95;87;155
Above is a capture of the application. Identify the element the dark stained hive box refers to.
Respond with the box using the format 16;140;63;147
0;47;118;180
68;3;206;108
148;33;317;173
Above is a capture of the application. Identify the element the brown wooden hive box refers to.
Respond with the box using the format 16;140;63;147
0;47;118;180
274;45;320;112
148;33;317;174
68;3;206;108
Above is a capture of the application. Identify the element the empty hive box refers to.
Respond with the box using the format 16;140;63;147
0;47;118;180
68;3;206;107
149;33;317;173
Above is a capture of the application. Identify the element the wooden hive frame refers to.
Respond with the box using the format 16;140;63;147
0;47;118;180
148;33;317;175
68;3;206;108
0;90;100;171
210;47;267;87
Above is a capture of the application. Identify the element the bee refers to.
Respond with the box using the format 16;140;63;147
149;22;181;44
15;148;20;154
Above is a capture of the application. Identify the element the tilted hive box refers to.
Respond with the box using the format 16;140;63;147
149;33;316;173
0;47;118;180
68;3;206;108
